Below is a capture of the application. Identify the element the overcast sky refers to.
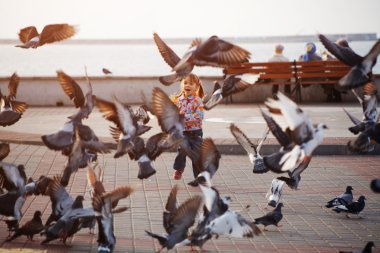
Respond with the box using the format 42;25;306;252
0;0;378;39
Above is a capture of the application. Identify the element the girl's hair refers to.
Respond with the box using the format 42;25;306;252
171;73;205;100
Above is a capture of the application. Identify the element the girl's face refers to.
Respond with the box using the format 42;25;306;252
181;78;198;97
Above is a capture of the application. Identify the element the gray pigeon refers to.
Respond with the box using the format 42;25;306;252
319;33;380;90
325;186;354;208
205;74;259;110
229;123;269;173
153;33;251;85
333;195;366;218
6;210;44;242
188;138;221;186
0;72;28;127
254;203;284;230
146;195;202;252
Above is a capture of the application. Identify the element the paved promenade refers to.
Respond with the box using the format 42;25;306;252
0;104;379;253
0;103;379;155
0;144;379;253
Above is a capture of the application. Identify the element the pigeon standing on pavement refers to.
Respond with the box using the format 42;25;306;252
0;72;28;127
333;195;366;218
325;186;354;208
5;210;44;242
319;33;380;90
266;178;285;208
263;92;327;173
153;33;250;85
339;241;375;253
254;203;284;230
15;24;77;49
204;74;260;110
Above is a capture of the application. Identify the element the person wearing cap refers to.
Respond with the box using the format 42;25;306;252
268;44;291;97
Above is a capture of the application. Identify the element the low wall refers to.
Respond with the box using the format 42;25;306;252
0;75;379;106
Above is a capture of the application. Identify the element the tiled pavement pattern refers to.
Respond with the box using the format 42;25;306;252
0;144;379;253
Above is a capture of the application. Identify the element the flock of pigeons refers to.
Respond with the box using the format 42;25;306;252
0;23;379;253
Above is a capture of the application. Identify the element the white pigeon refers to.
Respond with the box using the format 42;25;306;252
263;92;327;172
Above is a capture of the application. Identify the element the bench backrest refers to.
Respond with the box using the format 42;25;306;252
223;60;351;85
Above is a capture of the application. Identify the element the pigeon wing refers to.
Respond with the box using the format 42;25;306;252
153;32;180;68
229;123;257;160
96;97;121;127
8;73;20;99
152;87;181;133
57;71;85;108
318;34;363;66
343;108;361;126
0;142;10;161
10;100;28;113
195;36;250;67
18;26;39;43
39;24;77;45
198;138;221;177
362;38;380;63
209;211;261;238
170;195;202;232
261;109;291;147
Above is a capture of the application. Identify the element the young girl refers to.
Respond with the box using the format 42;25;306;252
171;73;205;180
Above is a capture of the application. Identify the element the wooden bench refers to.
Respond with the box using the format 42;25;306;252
223;60;351;101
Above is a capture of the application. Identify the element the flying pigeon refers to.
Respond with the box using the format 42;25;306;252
333;195;366;218
344;83;379;153
266;179;285;208
339;241;375;253
92;186;133;253
60;126;109;186
102;68;112;75
188;138;221;186
15;24;77;49
206;209;261;238
0;163;27;193
254;203;284;230
87;165;133;252
263;92;327;173
6;210;44;242
325;186;354;208
186;171;230;250
96;96;151;158
153;33;250;85
319;33;380;90
229;123;269;173
41;70;96;152
205;74;260;110
0;73;28;127
146;195;202;252
151;87;196;160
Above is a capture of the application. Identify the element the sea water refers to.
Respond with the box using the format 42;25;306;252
0;41;378;77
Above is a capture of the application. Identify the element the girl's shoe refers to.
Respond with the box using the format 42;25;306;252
173;169;184;180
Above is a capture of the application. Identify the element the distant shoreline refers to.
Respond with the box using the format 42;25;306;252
0;33;377;45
